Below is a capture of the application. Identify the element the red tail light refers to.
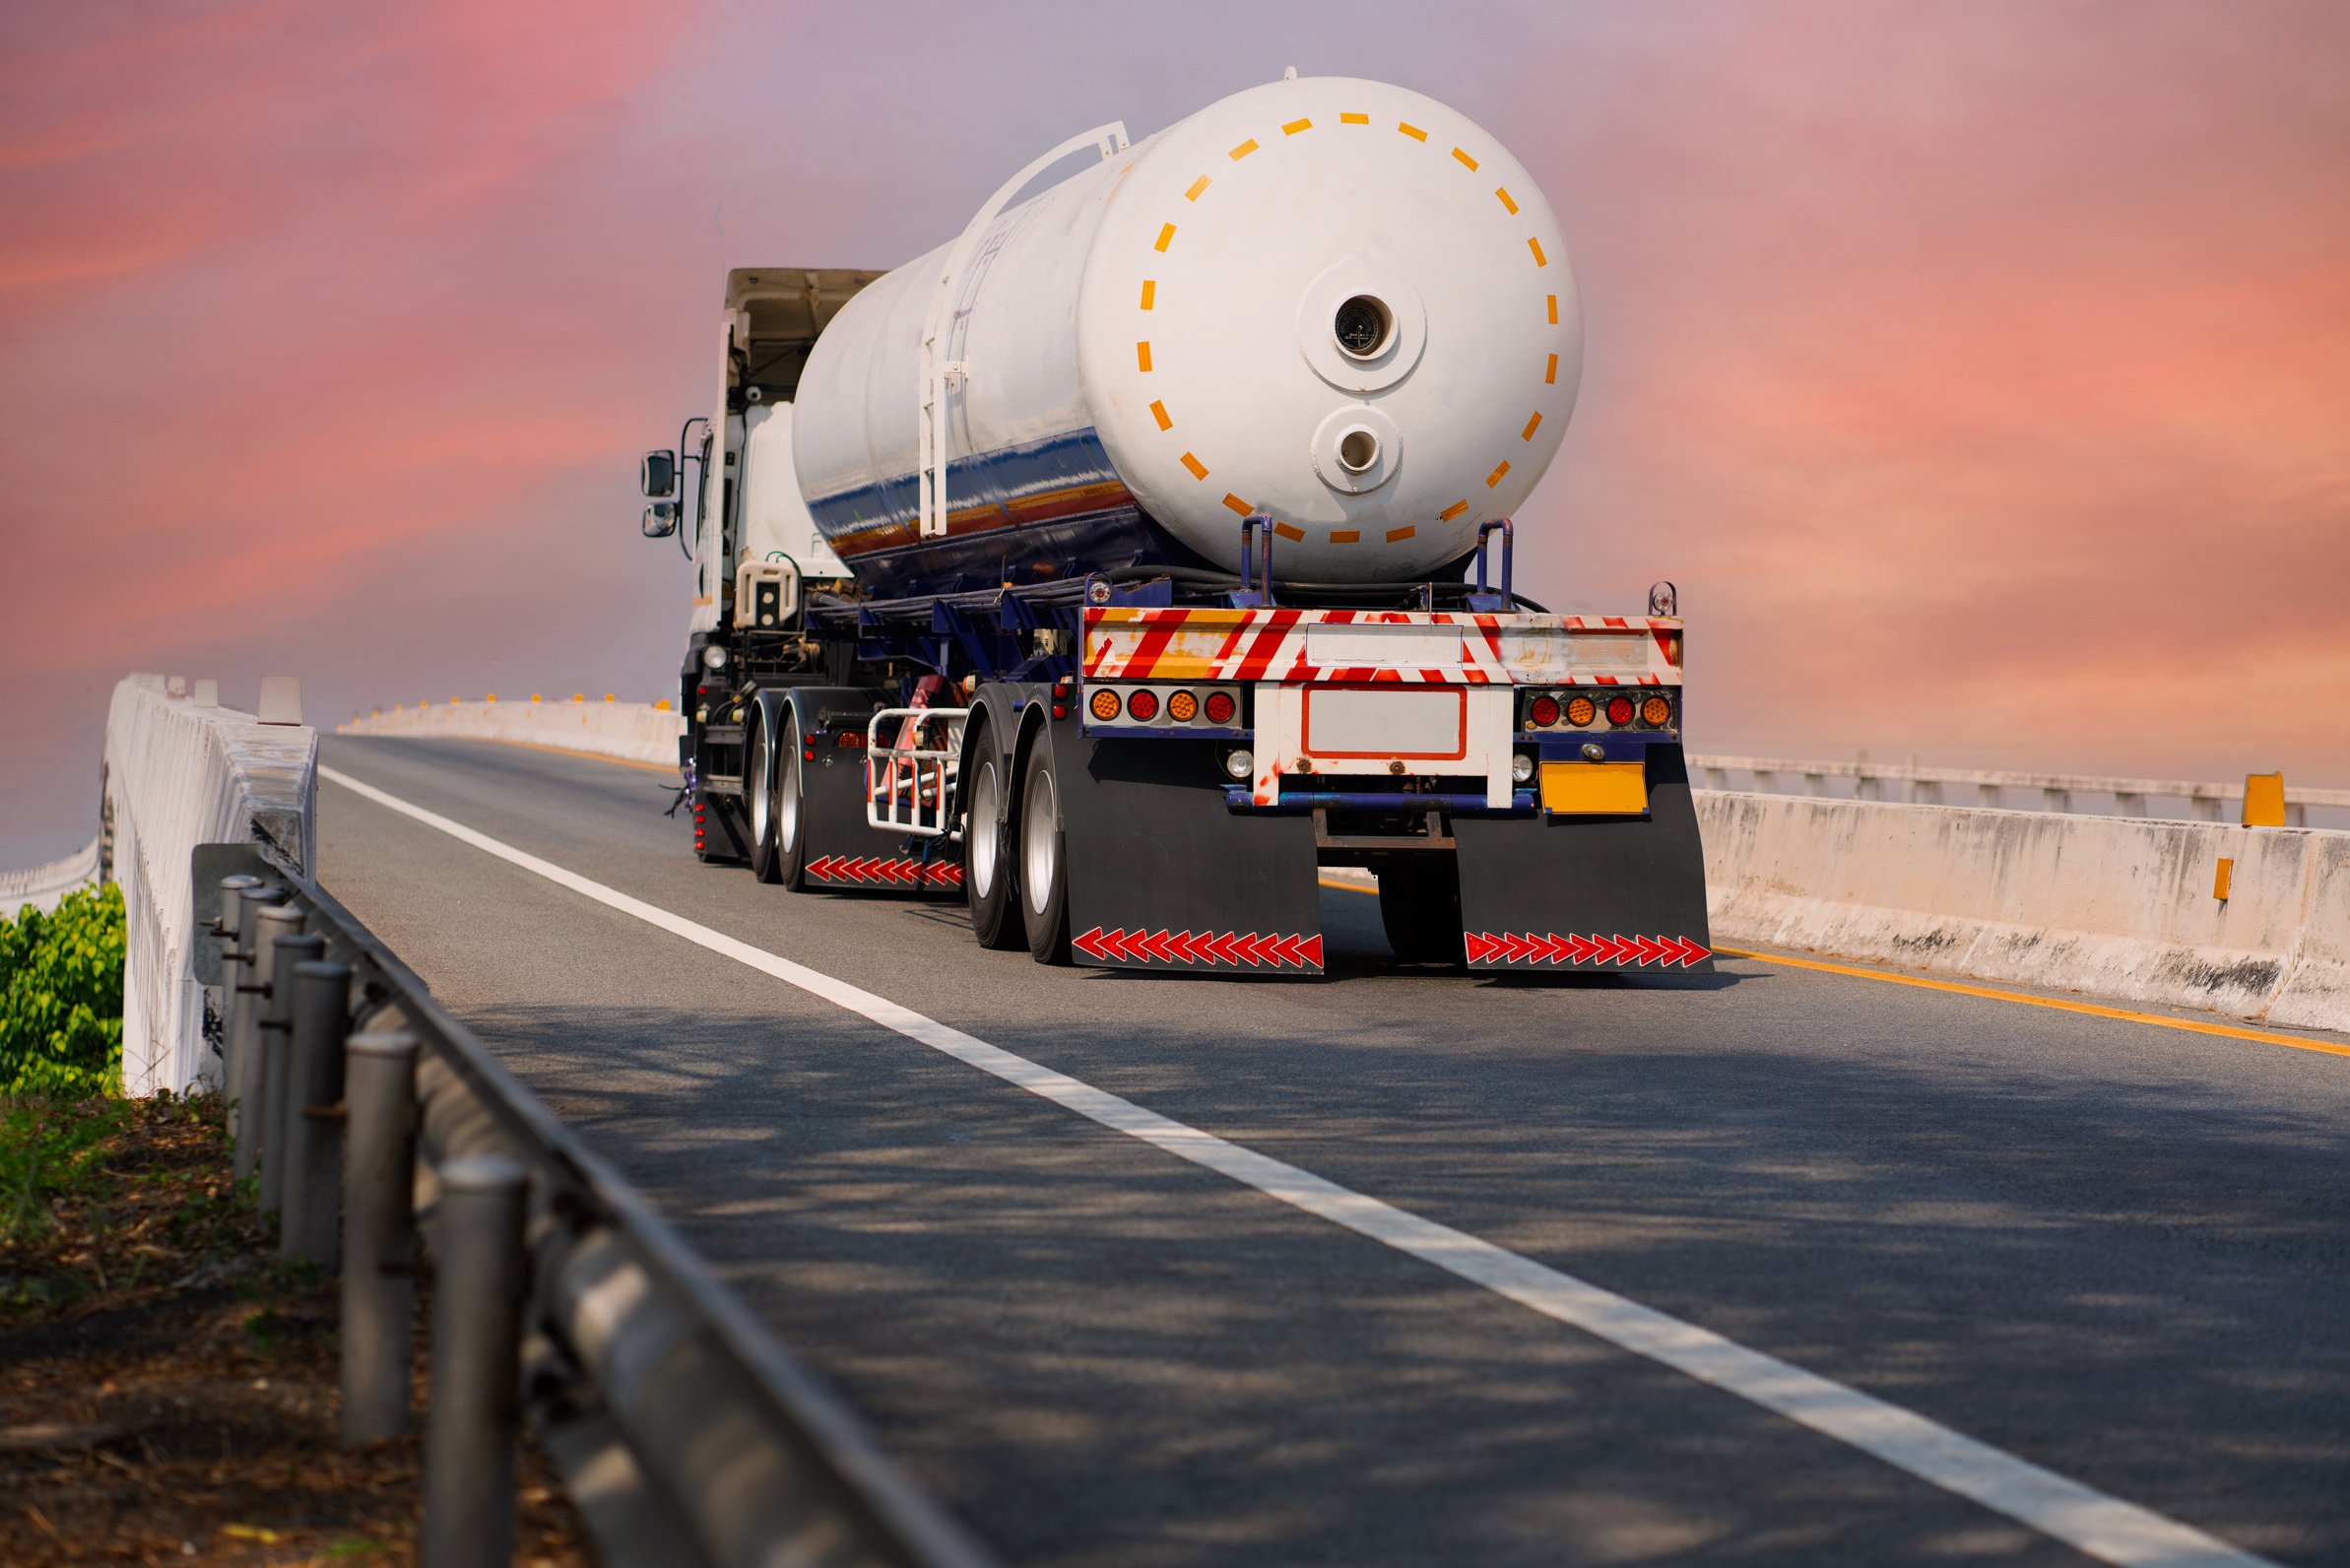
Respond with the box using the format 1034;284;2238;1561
1529;694;1560;728
1605;695;1635;726
1126;688;1159;722
1204;690;1236;725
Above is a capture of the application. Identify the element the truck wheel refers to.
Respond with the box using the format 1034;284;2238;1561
748;713;783;884
963;718;1023;949
1379;858;1465;965
772;710;809;889
1018;741;1072;964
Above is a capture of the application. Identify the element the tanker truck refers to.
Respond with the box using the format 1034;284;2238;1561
635;72;1711;976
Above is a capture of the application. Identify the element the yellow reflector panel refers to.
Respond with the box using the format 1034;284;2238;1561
2242;772;2286;826
1540;761;1648;816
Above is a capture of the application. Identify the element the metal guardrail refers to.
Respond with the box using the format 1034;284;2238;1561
201;843;993;1568
1688;754;2345;826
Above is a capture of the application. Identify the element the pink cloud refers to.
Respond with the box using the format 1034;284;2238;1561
2;1;2346;864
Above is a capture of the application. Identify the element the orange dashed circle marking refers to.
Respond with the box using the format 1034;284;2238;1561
1141;107;1561;543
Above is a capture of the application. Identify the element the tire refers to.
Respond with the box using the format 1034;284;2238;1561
772;709;810;889
1378;857;1465;965
963;717;1024;949
1018;738;1072;964
748;713;783;884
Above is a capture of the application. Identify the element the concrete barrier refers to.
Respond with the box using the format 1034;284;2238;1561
340;698;683;767
1;836;101;917
1699;793;2349;1032
105;675;316;1095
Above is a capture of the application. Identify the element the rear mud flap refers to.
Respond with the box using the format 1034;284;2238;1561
1454;745;1713;974
791;702;961;895
1059;728;1323;974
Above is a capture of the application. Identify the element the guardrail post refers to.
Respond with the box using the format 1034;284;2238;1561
237;902;304;1184
1977;783;2001;808
1803;771;1827;797
2043;787;2071;812
1856;773;1881;803
422;1154;529;1568
2116;791;2146;817
343;1029;418;1446
1912;779;1941;806
225;884;286;1157
260;927;324;1219
282;960;351;1268
2193;795;2223;821
210;874;261;1084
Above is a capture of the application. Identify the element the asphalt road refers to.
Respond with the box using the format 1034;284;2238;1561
315;735;2350;1568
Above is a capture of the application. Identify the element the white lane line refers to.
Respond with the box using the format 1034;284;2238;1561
319;763;2270;1568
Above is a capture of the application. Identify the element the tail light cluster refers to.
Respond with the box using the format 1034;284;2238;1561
1523;688;1676;732
1081;684;1243;731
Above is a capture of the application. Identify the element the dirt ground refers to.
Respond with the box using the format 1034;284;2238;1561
1;1093;593;1565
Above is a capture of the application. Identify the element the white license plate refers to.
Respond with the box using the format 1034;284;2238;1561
1300;686;1467;759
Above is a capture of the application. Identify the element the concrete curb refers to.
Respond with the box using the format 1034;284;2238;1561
1;836;100;917
1698;792;2348;1032
340;700;683;767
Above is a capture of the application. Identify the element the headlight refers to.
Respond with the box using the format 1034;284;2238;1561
1511;751;1536;785
1222;748;1254;781
700;644;728;671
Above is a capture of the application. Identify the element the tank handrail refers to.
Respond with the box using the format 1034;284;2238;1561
918;120;1131;542
1475;518;1515;602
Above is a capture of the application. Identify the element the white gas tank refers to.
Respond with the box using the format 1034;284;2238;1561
739;403;847;578
793;74;1583;587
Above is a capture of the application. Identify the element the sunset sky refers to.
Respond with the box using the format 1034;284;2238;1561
3;0;2346;863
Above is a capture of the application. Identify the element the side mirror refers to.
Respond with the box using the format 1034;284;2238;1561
640;449;678;498
641;501;680;539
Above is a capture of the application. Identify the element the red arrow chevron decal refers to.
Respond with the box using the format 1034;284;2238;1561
1069;927;1324;971
1462;933;1713;968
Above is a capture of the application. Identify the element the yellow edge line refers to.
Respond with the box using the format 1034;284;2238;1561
1713;945;2350;1059
1318;876;2344;1059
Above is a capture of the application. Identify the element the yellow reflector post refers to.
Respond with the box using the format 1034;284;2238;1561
1089;688;1122;722
2213;857;2234;901
1540;761;1648;815
2242;772;2286;826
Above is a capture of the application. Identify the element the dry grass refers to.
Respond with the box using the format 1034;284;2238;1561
0;1092;590;1564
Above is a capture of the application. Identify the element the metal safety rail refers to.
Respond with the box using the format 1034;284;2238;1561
866;707;967;838
203;845;993;1568
1689;754;2349;826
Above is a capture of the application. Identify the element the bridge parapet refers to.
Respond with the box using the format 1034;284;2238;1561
103;673;316;1095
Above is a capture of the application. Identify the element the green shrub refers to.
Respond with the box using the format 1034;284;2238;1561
1;882;126;1096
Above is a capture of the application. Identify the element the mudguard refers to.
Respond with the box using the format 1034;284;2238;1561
1453;743;1714;973
780;686;961;894
1050;714;1325;975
